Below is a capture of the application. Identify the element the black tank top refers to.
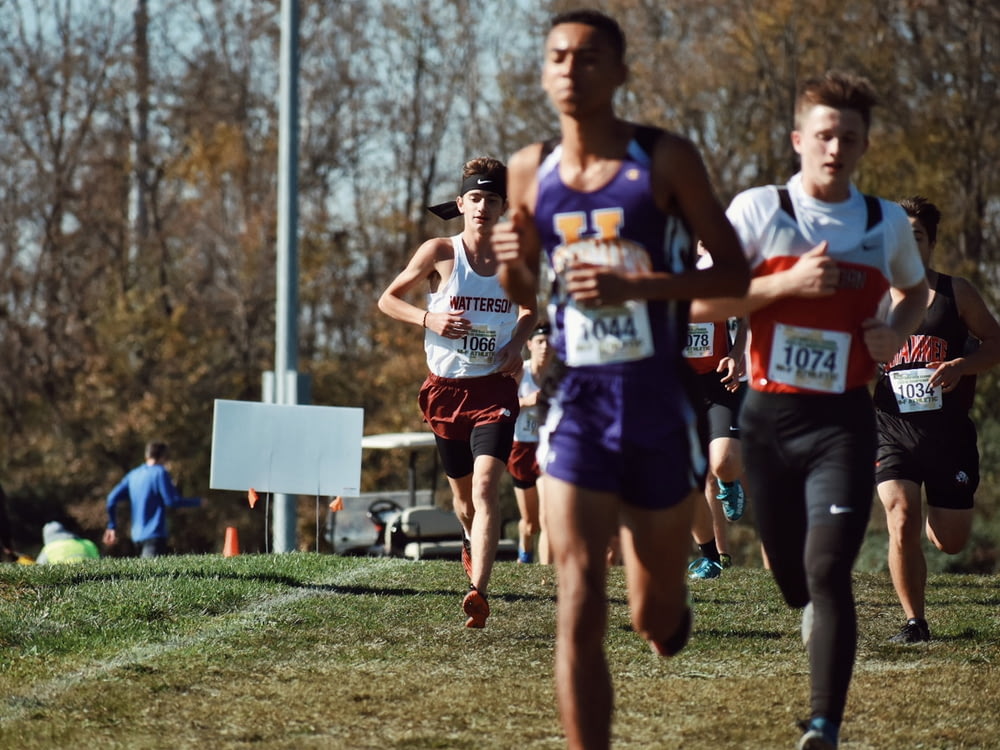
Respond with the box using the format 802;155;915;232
874;273;977;414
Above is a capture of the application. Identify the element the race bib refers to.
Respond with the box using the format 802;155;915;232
888;367;942;413
563;301;654;366
683;323;715;359
456;325;497;365
768;323;850;393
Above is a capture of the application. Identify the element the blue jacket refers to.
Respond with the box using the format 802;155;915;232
106;463;201;543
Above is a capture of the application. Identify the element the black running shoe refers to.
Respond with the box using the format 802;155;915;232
888;617;931;644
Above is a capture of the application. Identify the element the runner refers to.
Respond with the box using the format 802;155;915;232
685;248;748;580
874;196;1000;644
378;157;537;628
494;10;749;748
693;71;928;750
508;322;553;564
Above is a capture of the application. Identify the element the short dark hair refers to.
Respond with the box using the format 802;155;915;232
898;196;942;246
550;9;626;62
145;441;169;461
462;157;505;182
795;70;878;132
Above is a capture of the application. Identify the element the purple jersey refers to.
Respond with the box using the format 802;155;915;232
532;127;704;505
535;127;696;377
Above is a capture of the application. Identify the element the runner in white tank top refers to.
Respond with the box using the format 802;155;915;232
378;157;537;629
424;235;518;378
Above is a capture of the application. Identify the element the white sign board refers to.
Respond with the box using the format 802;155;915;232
210;400;363;496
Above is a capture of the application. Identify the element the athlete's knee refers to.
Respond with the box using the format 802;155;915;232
711;452;742;484
883;500;922;539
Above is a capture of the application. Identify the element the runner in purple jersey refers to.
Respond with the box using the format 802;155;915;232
493;10;748;749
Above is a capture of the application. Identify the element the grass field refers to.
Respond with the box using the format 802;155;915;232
0;554;997;749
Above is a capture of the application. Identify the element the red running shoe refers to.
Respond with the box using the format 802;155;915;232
462;586;490;629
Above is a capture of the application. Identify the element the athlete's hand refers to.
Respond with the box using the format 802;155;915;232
566;263;630;307
426;310;470;339
493;341;523;375
717;356;742;391
103;528;118;546
493;212;528;269
861;318;906;362
788;241;838;297
926;359;965;392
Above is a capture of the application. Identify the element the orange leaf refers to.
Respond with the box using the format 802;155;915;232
328;496;344;512
248;487;259;508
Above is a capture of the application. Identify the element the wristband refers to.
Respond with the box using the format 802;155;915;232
422;311;429;329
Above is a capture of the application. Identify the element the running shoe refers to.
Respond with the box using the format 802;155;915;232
462;586;490;629
797;717;839;750
719;552;732;569
517;548;533;564
687;557;723;580
461;534;473;580
717;478;746;522
888;617;931;644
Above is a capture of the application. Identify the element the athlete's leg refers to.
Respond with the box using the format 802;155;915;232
514;484;540;561
803;427;873;725
537;478;552;565
877;478;926;620
740;423;809;605
467;454;507;594
690;482;716;547
447;473;475;539
926;506;974;554
545;474;618;750
620;490;697;650
709;435;743;485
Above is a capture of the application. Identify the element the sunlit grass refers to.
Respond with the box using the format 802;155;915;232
0;555;996;748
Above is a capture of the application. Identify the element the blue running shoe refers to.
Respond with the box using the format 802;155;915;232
687;557;723;580
717;478;746;521
797;717;839;750
517;548;533;564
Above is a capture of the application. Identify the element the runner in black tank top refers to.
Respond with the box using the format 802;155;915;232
875;197;1000;646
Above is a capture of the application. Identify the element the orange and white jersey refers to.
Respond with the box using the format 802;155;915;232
727;174;924;395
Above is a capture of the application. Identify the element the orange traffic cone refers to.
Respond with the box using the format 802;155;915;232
223;526;240;557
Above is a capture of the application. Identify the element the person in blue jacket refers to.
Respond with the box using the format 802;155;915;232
103;441;202;557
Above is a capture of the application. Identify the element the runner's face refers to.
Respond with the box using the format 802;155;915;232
458;190;506;231
542;23;625;116
792;105;868;200
908;216;933;266
528;334;550;365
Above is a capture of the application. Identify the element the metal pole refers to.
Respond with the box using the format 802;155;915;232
273;0;300;553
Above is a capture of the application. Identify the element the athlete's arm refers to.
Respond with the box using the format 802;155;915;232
496;145;543;308
377;237;465;338
926;276;1000;390
691;240;839;322
656;134;749;300
863;278;930;363
568;133;749;308
494;304;539;376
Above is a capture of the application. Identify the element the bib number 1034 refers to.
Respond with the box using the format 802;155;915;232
889;367;942;413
